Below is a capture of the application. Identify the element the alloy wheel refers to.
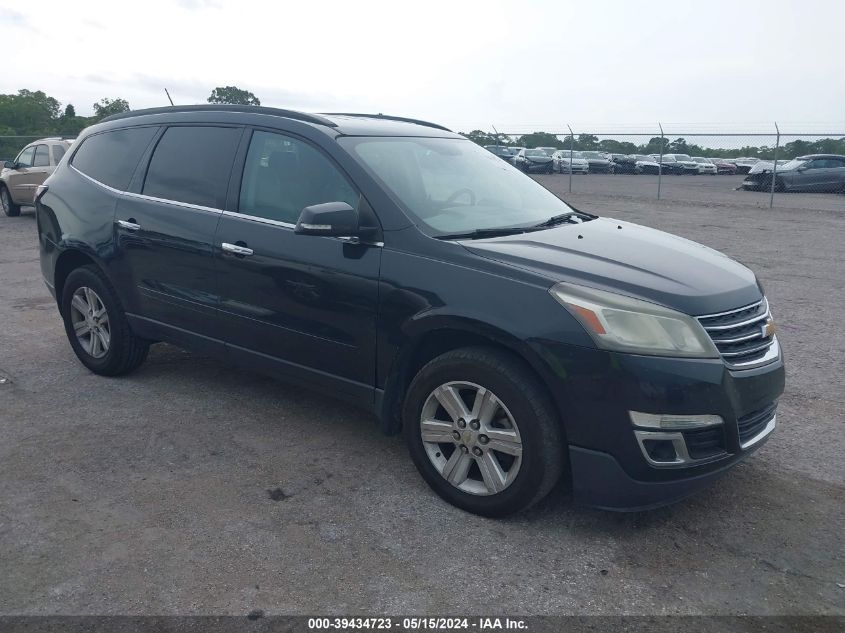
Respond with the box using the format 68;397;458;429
69;286;111;358
419;381;523;496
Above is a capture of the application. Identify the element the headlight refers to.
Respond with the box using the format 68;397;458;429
549;282;719;358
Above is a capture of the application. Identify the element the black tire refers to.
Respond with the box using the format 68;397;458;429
1;185;21;217
403;347;565;517
60;265;149;376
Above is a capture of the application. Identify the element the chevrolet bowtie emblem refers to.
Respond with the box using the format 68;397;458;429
763;319;776;338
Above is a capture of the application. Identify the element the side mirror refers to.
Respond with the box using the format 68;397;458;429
3;161;15;170
295;201;360;237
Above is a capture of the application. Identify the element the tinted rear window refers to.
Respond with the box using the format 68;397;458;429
142;126;241;209
33;145;50;167
72;127;158;190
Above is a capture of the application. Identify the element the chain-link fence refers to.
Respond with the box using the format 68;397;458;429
3;127;844;212
493;126;845;211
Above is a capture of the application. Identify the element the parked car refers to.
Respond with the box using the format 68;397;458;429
731;158;759;174
609;154;638;174
662;154;700;175
691;157;717;175
657;155;695;175
631;154;661;175
513;148;554;173
37;105;784;516
746;159;789;175
1;138;73;217
507;147;526;165
580;151;615;173
551;150;589;174
741;154;845;192
535;147;559;157
484;145;515;162
708;158;738;175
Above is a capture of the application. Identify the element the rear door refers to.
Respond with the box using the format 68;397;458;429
213;128;381;403
25;144;53;203
112;125;243;349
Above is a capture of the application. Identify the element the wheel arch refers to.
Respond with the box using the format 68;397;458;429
53;248;111;312
377;316;566;440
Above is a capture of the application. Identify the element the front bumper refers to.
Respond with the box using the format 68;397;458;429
525;162;553;172
530;341;785;510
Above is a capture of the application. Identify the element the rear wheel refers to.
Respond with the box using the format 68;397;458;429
403;347;565;517
61;265;149;376
1;186;21;217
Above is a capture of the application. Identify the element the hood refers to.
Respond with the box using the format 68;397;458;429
525;155;552;163
559;157;588;164
636;159;659;166
462;217;760;315
584;157;610;163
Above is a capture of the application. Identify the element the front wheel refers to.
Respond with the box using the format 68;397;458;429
403;347;565;517
1;186;21;217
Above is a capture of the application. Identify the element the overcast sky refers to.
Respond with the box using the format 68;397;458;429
2;0;843;135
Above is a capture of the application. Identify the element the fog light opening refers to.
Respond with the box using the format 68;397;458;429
643;439;677;463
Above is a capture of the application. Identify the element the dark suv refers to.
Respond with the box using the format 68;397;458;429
37;105;785;516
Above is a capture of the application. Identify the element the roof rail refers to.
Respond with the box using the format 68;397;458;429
99;104;337;127
322;113;452;132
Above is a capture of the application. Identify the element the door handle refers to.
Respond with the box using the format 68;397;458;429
115;219;141;231
221;242;254;257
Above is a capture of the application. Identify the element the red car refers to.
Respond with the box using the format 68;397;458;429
708;158;738;175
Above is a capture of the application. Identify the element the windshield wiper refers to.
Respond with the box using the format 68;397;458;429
531;212;576;228
434;226;536;240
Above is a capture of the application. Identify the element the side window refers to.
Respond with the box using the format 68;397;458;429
52;144;66;164
238;130;358;224
33;145;50;167
15;146;35;167
805;160;824;170
72;127;158;190
143;126;241;209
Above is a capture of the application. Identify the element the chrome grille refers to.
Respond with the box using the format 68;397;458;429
696;298;778;368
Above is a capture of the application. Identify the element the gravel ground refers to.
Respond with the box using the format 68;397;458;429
0;193;843;616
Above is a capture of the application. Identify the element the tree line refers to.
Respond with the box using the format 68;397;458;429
461;130;845;161
0;86;261;159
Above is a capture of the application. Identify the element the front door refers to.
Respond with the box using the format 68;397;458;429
112;125;243;348
214;129;381;404
7;145;39;204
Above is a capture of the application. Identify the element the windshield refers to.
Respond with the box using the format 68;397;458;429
581;151;604;159
341;137;576;236
780;158;807;170
634;155;652;161
692;157;708;163
524;149;546;157
674;154;692;161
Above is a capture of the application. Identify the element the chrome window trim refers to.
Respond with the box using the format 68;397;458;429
740;414;777;450
221;209;295;229
70;164;124;195
122;190;223;215
70;164;223;215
